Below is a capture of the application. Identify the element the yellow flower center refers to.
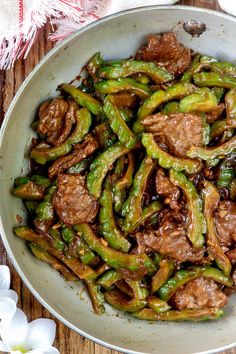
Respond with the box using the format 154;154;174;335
13;346;28;353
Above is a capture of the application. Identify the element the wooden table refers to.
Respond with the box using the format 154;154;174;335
0;0;235;353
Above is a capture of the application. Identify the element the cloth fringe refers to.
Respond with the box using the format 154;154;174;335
0;0;102;69
49;0;104;41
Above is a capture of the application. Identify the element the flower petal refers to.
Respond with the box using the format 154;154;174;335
28;345;60;354
0;289;18;303
0;265;10;290
25;319;56;349
0;297;16;321
0;339;11;351
0;309;28;348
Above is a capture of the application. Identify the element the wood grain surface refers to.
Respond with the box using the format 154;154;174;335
0;0;235;353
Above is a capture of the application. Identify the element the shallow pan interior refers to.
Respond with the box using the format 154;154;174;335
1;6;236;354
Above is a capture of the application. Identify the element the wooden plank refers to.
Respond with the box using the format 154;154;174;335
0;1;234;353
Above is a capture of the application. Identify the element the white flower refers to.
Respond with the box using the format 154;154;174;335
0;266;18;321
218;0;236;16
0;309;59;354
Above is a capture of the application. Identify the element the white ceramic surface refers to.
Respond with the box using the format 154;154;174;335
0;6;236;354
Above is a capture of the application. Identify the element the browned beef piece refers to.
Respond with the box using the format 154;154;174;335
215;201;236;247
136;33;191;76
131;232;148;255
156;168;180;210
34;219;54;234
158;208;187;224
48;134;98;179
111;93;138;108
53;173;98;225
143;113;203;157
38;99;68;145
143;210;204;262
118;267;148;281
206;103;225;123
55;101;78;146
171;278;228;310
226;248;236;264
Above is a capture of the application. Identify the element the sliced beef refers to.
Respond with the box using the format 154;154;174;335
202;167;215;181
118;267;148;281
156;168;180;210
53;173;98;225
171;278;228;310
48;134;98;179
143;113;203;157
55;101;78;146
34;219;54;234
206;103;225;123
38;99;68;145
111;93;137;108
158;208;187;224
136;33;191;76
215;201;236;247
143;210;204;262
131;232;148;255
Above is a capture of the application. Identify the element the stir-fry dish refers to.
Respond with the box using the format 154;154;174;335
12;33;236;322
